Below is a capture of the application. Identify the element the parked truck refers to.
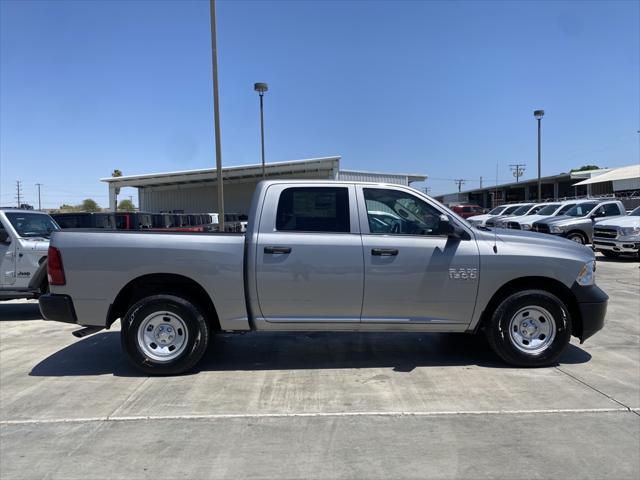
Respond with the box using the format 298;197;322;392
532;200;626;244
39;181;608;374
592;206;640;258
0;209;59;300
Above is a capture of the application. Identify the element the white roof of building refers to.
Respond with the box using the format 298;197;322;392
572;164;640;186
101;156;426;188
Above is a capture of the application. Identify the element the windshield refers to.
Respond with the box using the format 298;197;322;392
564;202;599;217
511;205;533;215
504;205;523;215
487;206;507;215
630;206;640;216
557;203;575;215
5;212;60;238
536;204;561;215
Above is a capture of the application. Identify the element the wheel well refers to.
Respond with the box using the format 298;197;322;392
477;276;582;338
107;273;220;331
566;230;588;242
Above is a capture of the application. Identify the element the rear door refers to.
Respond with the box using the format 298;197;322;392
255;184;364;324
356;186;479;328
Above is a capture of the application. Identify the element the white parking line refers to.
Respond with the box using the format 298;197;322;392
1;407;637;426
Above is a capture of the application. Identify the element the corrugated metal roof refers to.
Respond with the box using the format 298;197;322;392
572;164;640;186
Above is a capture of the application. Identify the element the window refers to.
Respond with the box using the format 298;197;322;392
276;187;350;233
602;203;622;216
565;203;598;217
363;188;445;236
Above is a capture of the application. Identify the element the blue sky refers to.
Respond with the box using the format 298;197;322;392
1;0;638;208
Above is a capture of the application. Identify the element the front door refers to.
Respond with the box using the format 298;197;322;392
0;219;16;286
255;185;364;324
357;186;479;328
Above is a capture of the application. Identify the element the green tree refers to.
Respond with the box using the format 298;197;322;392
80;198;100;212
117;199;135;212
570;165;601;172
58;204;77;212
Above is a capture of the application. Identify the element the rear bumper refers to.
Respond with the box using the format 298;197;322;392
39;294;77;324
571;283;608;343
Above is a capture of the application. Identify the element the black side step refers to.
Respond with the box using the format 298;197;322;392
72;326;104;338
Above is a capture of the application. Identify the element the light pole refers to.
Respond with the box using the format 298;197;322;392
254;83;268;177
534;109;544;201
210;0;224;231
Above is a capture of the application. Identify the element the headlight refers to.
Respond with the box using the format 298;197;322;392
521;224;532;230
549;225;564;233
620;226;640;237
576;260;595;286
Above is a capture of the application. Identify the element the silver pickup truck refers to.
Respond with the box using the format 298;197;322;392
40;181;608;374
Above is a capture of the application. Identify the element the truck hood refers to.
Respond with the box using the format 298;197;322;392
595;216;640;228
475;228;594;261
517;214;553;225
467;213;495;222
532;215;581;226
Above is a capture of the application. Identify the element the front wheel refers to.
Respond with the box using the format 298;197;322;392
484;289;572;367
567;231;587;244
121;294;210;375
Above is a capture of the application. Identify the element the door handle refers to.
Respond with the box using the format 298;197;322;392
264;246;292;254
371;248;398;256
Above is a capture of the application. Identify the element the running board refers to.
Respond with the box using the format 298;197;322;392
72;326;104;338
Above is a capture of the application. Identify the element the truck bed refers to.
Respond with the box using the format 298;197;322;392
49;230;249;330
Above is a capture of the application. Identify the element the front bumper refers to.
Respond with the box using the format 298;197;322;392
570;283;608;343
39;294;77;324
593;238;640;254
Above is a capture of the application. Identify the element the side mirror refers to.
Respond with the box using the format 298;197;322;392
0;229;10;244
439;214;464;239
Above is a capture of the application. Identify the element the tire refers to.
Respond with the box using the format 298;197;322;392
121;294;210;375
484;289;572;367
600;250;620;259
566;231;587;244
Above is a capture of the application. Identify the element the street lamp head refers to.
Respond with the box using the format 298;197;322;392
534;109;545;120
254;82;268;94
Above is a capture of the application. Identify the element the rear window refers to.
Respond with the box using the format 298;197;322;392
276;187;350;233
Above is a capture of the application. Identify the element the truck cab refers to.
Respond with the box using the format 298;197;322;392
0;209;59;300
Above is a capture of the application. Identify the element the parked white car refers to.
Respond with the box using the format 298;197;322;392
0;209;59;300
511;200;594;230
494;203;547;228
592;206;640;258
467;204;521;227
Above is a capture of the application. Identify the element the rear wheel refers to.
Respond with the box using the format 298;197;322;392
484;289;572;367
567;231;587;244
121;294;210;375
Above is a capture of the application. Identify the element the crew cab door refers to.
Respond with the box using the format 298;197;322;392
0;218;16;286
255;184;364;324
356;186;479;328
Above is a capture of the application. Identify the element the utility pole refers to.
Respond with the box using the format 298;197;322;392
35;183;42;210
479;176;483;189
509;163;526;182
210;0;225;231
16;180;22;207
534;110;545;201
454;179;466;192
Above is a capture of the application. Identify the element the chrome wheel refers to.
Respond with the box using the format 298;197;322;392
136;311;189;362
508;306;556;356
568;233;585;244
